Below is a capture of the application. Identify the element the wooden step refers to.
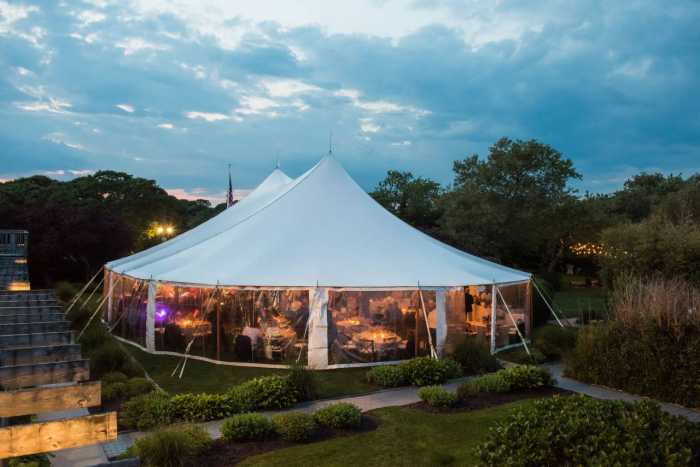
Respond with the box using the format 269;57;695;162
0;358;89;389
0;330;74;349
0;381;101;417
0;313;65;323
0;343;82;366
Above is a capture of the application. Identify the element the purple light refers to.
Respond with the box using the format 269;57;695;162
155;307;169;321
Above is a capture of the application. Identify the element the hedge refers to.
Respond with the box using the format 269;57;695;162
476;395;700;466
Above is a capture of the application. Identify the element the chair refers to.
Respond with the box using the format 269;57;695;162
234;335;253;362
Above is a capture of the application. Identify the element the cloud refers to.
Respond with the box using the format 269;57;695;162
165;187;250;204
115;104;135;113
0;0;699;195
185;111;231;122
115;37;169;55
42;132;85;151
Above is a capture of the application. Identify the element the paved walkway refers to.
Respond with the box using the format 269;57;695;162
48;365;700;466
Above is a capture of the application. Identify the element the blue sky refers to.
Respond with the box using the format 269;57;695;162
0;0;698;203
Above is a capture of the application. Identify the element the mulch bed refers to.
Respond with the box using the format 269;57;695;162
408;386;573;414
196;415;379;466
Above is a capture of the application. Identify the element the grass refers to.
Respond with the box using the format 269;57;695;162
553;287;607;319
125;345;377;399
239;401;531;466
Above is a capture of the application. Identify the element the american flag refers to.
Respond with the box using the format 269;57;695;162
226;164;236;208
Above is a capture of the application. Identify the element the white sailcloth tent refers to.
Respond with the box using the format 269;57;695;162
104;156;534;369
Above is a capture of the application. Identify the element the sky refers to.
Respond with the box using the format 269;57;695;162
0;0;698;203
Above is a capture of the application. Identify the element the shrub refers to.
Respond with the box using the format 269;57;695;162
170;393;233;422
119;391;172;430
476;395;700;466
54;281;78;304
533;325;577;360
130;424;211;467
565;321;700;407
125;377;154;398
457;373;511;398
450;336;501;375
221;413;277;441
77;325;110;354
272;412;317;442
417;386;458;408
224;384;257;413
102;381;127;402
500;365;554;390
8;454;50;467
498;346;547;364
457;366;553;399
399;357;462;386
237;375;298;410
313;403;362;429
89;341;140;378
366;365;406;388
101;371;128;384
287;363;317;401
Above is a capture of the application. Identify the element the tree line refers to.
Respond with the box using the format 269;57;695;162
370;137;700;285
2;137;698;287
0;171;224;286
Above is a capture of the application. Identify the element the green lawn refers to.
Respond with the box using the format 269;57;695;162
125;345;377;399
553;287;607;319
240;402;529;467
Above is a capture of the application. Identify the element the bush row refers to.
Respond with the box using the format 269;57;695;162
121;367;317;430
415;366;554;408
366;357;462;388
101;372;153;403
128;403;363;466
565;321;700;408
476;395;700;466
457;365;554;399
221;403;362;443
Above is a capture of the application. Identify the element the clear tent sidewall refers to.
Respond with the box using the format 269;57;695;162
103;269;533;370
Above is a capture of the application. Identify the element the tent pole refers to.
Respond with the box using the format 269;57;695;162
495;285;532;357
490;282;497;354
532;279;565;328
145;279;156;351
417;282;437;359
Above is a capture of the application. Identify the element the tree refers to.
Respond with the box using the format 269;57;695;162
611;173;685;222
370;170;444;232
440;137;581;270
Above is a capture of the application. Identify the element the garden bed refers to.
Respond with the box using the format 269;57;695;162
195;415;379;466
410;386;571;414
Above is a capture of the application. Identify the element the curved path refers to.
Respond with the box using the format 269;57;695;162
50;364;700;466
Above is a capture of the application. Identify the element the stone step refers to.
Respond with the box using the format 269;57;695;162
0;331;74;349
0;313;66;324
0;343;83;366
0;320;71;335
0;358;89;389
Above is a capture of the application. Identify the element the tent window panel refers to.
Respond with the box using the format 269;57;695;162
444;288;468;354
155;285;213;355
154;287;309;364
494;283;532;351
218;289;309;364
112;276;147;347
328;290;435;365
464;285;495;343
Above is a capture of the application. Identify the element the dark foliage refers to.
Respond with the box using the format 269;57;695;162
476;395;700;466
